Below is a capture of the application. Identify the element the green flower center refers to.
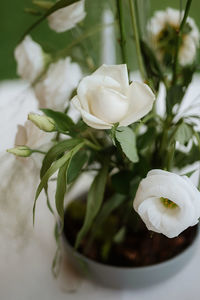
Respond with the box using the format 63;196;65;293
160;197;178;209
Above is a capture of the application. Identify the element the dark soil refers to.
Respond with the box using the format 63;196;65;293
64;202;198;267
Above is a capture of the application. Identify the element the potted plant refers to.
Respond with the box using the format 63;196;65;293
7;0;200;289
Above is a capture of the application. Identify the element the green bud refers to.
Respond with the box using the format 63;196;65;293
32;1;53;10
28;113;56;132
7;146;32;157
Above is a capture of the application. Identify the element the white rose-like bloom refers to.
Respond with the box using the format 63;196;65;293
71;64;155;129
35;57;82;111
48;0;86;33
14;36;45;83
133;169;200;238
148;8;200;66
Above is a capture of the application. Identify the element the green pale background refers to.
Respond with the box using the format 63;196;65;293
0;0;199;80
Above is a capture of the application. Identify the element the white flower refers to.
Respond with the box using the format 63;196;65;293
148;8;200;66
71;64;155;129
133;169;200;238
14;118;54;166
48;0;86;33
14;36;45;83
35;57;82;111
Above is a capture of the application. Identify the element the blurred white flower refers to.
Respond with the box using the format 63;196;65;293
148;8;200;66
15;119;54;150
133;169;200;238
72;64;155;129
48;0;86;33
35;57;82;111
14;36;46;83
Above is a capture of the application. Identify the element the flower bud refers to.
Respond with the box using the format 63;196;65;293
7;146;32;157
28;113;56;132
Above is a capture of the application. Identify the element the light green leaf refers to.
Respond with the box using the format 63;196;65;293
41;108;74;132
116;126;138;162
67;151;88;184
75;161;109;249
41;138;82;178
21;0;81;41
175;123;193;145
33;142;84;224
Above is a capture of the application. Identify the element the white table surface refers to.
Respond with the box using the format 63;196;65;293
0;79;200;300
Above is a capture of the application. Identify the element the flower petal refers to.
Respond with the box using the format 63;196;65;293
71;96;112;129
93;64;129;90
77;75;121;112
120;81;155;126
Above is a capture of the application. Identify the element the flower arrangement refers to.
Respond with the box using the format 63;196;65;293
7;0;200;274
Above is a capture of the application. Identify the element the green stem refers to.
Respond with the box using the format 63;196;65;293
88;131;101;147
128;0;146;80
32;149;47;155
172;0;193;84
116;0;128;65
85;140;102;151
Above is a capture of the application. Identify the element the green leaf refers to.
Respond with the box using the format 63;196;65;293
41;108;74;132
115;127;138;163
67;151;88;184
166;85;184;114
91;194;125;233
33;142;84;224
41;138;82;178
113;226;126;244
55;161;68;223
175;123;193;145
20;0;81;41
75;161;109;249
85;194;125;252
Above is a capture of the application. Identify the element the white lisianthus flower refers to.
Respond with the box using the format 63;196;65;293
35;57;82;111
71;64;155;129
14;36;46;83
48;0;86;33
148;8;200;66
133;169;200;238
